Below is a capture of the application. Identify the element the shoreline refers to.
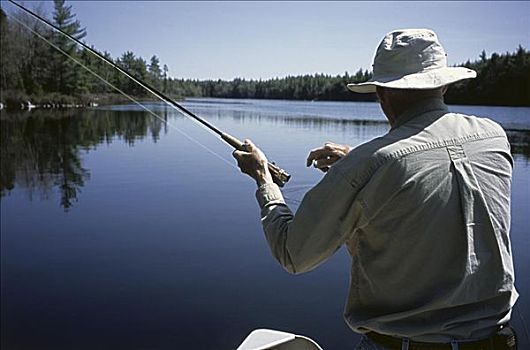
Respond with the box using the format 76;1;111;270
2;94;529;111
0;92;178;111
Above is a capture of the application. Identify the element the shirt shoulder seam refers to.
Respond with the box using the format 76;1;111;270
378;130;506;164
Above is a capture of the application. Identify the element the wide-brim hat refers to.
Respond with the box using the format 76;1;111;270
347;29;476;93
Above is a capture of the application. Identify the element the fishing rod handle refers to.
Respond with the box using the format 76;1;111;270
221;133;291;187
267;162;291;188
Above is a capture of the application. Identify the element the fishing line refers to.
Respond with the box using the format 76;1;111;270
9;9;312;206
7;12;238;170
7;0;290;187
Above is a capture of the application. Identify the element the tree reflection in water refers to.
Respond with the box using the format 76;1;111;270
0;108;165;210
1;106;529;210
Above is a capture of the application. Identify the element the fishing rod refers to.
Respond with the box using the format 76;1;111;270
7;0;291;187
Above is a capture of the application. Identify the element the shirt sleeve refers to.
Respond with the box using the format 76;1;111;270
255;166;364;274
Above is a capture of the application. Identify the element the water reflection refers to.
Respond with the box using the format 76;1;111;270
1;102;530;350
1;105;529;210
0;108;167;210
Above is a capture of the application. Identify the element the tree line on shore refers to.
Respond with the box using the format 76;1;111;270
1;1;529;108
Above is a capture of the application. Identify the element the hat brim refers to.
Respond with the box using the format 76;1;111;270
347;67;476;93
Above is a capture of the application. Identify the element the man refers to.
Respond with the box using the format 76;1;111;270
233;29;518;350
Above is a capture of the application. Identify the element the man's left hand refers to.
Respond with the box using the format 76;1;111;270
306;142;352;172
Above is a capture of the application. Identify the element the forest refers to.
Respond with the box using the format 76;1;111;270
1;1;529;108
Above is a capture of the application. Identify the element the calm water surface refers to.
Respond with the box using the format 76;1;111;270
1;99;529;350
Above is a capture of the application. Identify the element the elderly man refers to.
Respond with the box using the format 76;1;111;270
233;29;518;350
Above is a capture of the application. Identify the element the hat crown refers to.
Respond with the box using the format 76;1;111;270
373;29;447;78
347;28;476;93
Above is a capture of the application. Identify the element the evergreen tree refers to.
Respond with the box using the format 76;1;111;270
162;64;169;93
0;9;24;93
25;11;54;95
148;55;162;90
50;0;87;94
1;5;52;97
80;48;117;94
116;51;148;96
446;47;530;106
1;4;528;108
480;50;487;63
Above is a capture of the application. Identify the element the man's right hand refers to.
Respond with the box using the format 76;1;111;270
306;142;352;172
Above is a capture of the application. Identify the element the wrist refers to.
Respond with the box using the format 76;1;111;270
255;166;274;186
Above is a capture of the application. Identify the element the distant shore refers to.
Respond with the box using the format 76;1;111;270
0;92;119;110
3;93;530;112
0;92;185;111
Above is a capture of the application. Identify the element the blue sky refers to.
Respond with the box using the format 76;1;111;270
3;1;529;80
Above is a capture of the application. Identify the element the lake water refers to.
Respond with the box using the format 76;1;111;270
1;98;529;350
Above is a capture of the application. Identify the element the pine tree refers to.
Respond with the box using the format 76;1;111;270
162;64;169;93
116;51;149;96
0;9;24;93
50;0;87;94
148;55;162;90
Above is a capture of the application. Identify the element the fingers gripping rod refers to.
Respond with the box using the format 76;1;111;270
8;0;291;187
220;133;290;187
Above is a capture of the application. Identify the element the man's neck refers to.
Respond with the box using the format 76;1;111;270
376;87;446;128
389;96;446;129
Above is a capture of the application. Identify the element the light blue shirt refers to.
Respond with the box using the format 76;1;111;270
255;98;518;342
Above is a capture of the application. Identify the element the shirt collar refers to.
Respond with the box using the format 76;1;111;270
391;97;449;130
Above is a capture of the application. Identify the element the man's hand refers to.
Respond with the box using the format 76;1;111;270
232;139;274;186
306;142;352;172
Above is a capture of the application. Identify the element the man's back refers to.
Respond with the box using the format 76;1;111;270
233;28;518;349
338;97;518;341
